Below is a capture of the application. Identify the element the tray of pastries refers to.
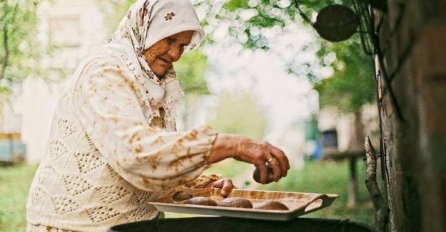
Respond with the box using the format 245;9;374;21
150;187;338;221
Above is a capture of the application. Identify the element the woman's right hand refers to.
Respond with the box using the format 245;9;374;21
208;134;290;184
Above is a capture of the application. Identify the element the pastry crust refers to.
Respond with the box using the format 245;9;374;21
254;200;289;210
218;197;253;208
184;197;217;206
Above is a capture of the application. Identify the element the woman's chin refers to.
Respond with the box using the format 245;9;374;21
151;67;166;77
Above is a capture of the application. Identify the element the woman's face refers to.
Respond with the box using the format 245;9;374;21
144;30;194;76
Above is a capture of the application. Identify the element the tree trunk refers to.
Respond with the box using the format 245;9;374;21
346;110;365;208
350;111;365;150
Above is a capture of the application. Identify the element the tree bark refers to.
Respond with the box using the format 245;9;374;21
365;136;388;232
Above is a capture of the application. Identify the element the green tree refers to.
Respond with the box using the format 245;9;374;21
0;0;41;94
315;39;376;149
315;40;375;113
199;0;375;101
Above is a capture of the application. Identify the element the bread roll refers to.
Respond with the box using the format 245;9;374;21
254;200;289;210
218;197;253;208
184;197;217;206
172;191;193;202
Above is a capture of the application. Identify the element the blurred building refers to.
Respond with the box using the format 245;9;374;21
317;104;379;153
0;0;108;164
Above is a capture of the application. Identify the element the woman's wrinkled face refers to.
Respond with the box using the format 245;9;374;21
143;30;194;76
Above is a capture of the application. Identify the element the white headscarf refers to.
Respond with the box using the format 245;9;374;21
100;0;204;130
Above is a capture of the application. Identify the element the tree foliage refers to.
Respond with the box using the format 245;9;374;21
0;0;40;94
199;0;376;113
315;38;375;113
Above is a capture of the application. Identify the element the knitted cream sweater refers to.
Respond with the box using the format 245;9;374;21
26;56;216;231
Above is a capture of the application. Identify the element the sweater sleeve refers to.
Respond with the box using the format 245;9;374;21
73;57;217;192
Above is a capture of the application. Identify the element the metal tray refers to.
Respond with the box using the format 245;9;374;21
150;187;338;221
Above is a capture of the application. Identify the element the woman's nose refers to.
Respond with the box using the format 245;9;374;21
167;45;182;62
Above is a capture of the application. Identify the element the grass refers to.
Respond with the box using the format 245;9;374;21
0;164;37;232
0;160;374;231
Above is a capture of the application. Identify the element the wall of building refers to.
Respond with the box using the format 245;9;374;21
376;1;446;231
22;0;108;164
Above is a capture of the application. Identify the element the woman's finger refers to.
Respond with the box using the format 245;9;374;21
211;178;234;197
268;157;282;182
268;143;290;177
221;179;234;197
255;162;268;184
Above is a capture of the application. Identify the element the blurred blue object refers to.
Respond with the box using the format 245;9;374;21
0;133;26;163
311;140;323;160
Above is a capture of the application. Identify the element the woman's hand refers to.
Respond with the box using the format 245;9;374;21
211;178;235;197
208;134;290;184
184;174;235;197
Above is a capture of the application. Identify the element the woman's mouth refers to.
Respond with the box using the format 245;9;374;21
157;57;171;67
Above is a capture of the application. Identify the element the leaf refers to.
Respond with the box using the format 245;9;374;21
223;0;249;12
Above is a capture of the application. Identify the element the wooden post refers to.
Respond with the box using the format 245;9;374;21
347;157;358;208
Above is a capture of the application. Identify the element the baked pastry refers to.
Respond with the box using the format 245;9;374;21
172;191;193;202
218;197;253;208
254;200;289;210
184;197;217;206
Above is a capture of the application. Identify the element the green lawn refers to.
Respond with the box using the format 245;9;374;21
0;164;37;232
0;160;374;231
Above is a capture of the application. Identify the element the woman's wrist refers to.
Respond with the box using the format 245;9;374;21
208;133;244;164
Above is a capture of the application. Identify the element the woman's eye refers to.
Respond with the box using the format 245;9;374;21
166;37;176;45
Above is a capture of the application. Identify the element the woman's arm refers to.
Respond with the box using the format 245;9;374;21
74;57;217;192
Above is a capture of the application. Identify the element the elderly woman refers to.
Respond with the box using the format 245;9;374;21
26;0;289;231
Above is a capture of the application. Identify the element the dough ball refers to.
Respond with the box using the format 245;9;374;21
254;201;289;210
184;197;217;206
172;191;193;202
218;197;253;208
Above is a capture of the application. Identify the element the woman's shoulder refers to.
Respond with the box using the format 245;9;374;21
82;54;125;72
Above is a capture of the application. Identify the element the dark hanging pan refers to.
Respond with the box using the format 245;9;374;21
313;4;359;42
